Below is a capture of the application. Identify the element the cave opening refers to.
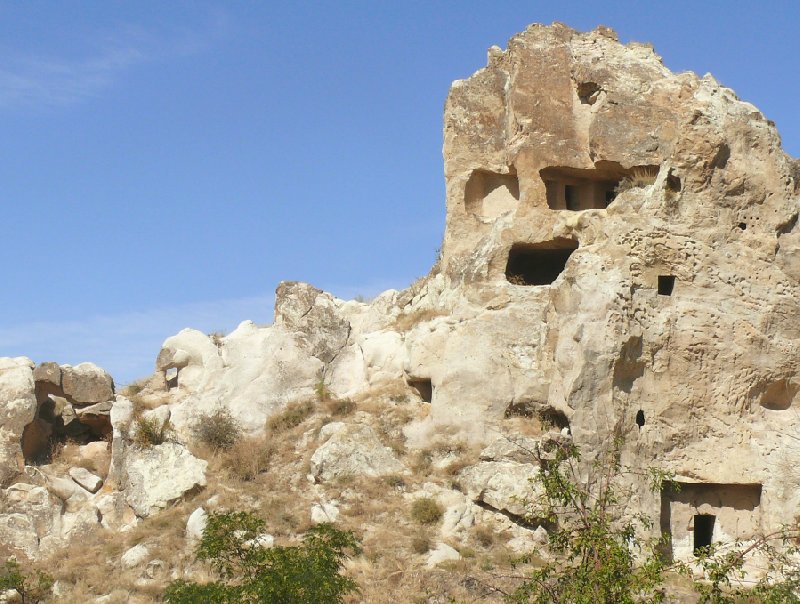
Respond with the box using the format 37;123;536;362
408;378;433;403
694;514;716;553
658;275;676;296
505;239;579;286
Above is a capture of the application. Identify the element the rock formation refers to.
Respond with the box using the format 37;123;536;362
1;21;798;601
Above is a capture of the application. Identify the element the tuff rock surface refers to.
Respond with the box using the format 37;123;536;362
0;20;798;600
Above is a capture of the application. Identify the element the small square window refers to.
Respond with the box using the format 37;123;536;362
658;275;675;296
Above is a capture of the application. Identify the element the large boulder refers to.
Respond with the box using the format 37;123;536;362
0;358;37;484
310;422;406;482
123;442;207;517
61;362;114;405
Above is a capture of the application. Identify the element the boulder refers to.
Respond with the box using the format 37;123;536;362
0;357;37;483
310;502;340;524
426;543;461;568
61;362;114;405
69;467;103;493
185;507;207;543
458;461;540;517
121;543;149;569
310;422;406;481
123;442;207;517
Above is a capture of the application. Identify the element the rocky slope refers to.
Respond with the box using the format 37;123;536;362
1;22;798;603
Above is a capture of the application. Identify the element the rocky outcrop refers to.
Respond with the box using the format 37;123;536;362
309;422;407;482
123;442;207;517
0;358;37;484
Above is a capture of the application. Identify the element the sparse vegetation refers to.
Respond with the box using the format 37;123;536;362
220;435;273;482
615;165;659;194
0;559;52;604
266;400;314;433
163;512;361;603
410;497;443;525
324;398;356;417
132;414;172;447
192;408;243;451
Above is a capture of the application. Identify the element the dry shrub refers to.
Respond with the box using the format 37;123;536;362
393;308;448;332
266;400;314;433
221;436;273;481
473;525;495;548
410;497;443;525
192;408;243;451
324;398;356;417
411;531;432;554
132;415;171;447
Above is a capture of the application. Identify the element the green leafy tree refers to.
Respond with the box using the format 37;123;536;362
510;436;671;603
509;433;800;603
0;559;52;604
164;511;361;603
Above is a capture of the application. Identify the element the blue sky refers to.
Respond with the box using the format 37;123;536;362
2;1;798;384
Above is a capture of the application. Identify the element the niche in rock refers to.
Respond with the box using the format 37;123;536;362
658;275;676;296
759;378;799;411
505;239;579;286
660;482;761;562
22;375;113;465
464;169;519;220
165;367;179;390
541;163;660;211
694;514;716;553
408;378;433;403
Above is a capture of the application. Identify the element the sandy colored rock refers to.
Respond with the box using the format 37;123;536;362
310;422;406;481
61;362;114;405
123;442;207;517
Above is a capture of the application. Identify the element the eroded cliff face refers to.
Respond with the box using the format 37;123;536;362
2;22;799;590
142;25;800;558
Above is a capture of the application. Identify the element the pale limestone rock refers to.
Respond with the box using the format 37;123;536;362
0;514;38;559
480;435;540;463
458;461;540;517
161;323;322;434
310;422;406;481
440;502;476;539
426;543;461;568
0;357;36;484
186;507;207;543
61;362;114;405
244;533;275;549
121;543;149;568
69;466;103;493
123;442;207;517
311;502;339;524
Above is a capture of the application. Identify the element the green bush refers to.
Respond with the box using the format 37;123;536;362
410;497;443;525
0;559;52;604
192;408;243;451
266;400;314;433
164;511;360;604
132;415;171;447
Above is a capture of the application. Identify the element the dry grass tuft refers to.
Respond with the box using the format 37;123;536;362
266;400;314;433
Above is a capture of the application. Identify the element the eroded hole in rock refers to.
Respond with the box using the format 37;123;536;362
661;483;761;562
464;169;519;220
505;239;579;286
737;222;747;231
636;409;645;428
759;379;799;410
165;367;179;390
576;81;601;104
539;407;570;432
693;514;716;553
408;378;433;403
658;275;675;296
540;164;659;211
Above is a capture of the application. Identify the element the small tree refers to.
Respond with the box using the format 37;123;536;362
0;559;52;604
510;433;800;603
511;436;670;603
164;511;361;603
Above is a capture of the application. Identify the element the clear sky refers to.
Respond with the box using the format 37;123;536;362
2;1;798;384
